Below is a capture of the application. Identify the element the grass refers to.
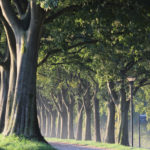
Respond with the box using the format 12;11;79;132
0;134;55;150
47;138;149;150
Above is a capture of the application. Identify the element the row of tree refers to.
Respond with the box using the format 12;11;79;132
0;0;150;147
37;62;150;146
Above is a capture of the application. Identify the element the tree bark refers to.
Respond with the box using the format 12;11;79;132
93;96;101;142
61;88;75;139
107;80;130;145
0;11;17;134
0;66;9;132
67;106;74;139
117;81;130;146
52;91;68;139
118;101;130;145
45;110;50;137
47;112;51;137
82;86;92;141
105;100;115;143
41;108;46;136
2;3;45;140
85;109;91;140
56;113;61;138
60;109;68;139
50;110;57;137
76;101;83;140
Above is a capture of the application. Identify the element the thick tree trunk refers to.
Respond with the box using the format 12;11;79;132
0;14;17;135
118;81;130;146
50;110;57;137
118;101;130;145
0;66;9;132
76;102;83;140
85;109;91;140
3;9;44;140
93;96;101;142
105;100;115;143
107;80;129;145
67;106;74;139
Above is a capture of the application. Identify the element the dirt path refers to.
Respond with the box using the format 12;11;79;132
50;142;111;150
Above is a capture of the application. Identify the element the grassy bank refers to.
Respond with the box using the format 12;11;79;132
0;134;55;150
47;138;148;150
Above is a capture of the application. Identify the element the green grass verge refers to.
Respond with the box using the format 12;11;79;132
47;138;148;150
0;134;55;150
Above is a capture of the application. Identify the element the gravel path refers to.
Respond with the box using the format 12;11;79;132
50;142;110;150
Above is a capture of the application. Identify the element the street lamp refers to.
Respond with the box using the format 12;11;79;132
127;77;136;147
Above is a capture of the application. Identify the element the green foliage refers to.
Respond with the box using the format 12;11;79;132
0;134;55;150
36;0;58;10
37;0;150;142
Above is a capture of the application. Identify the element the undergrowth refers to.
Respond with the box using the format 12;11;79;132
0;134;55;150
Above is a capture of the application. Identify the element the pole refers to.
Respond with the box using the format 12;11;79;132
139;115;141;148
130;81;134;147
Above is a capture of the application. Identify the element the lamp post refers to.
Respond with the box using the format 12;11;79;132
127;77;136;147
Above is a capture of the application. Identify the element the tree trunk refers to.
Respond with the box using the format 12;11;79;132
61;88;75;139
105;100;115;143
67;106;74;139
39;105;43;133
76;102;83;140
50;110;57;137
48;113;51;137
56;113;61;138
93;96;101;142
45;110;50;137
36;99;42;131
118;81;130;146
0;13;17;135
118;101;130;145
41;109;46;136
0;66;9;132
0;1;45;141
51;91;68;139
60;109;68;139
4;28;43;139
82;86;92;141
85;109;91;140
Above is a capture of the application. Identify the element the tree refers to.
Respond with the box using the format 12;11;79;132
0;27;9;132
0;0;99;140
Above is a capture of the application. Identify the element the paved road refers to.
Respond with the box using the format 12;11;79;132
50;142;110;150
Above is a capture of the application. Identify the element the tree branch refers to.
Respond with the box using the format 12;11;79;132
38;39;98;67
107;81;119;105
44;5;81;24
0;0;22;33
14;0;25;16
0;11;16;59
51;93;62;114
133;78;148;95
61;87;69;108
